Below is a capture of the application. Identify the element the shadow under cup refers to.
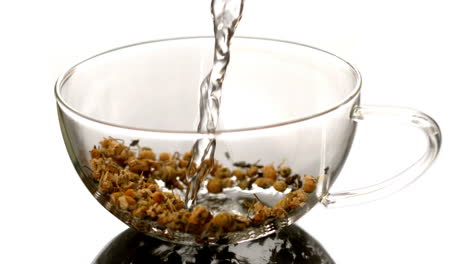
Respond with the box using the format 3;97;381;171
55;37;440;244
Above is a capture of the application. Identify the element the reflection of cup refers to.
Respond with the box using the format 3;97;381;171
93;225;334;264
55;37;441;244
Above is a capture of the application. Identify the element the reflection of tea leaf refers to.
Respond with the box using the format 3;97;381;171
275;227;325;264
216;246;236;261
166;251;182;263
193;246;215;263
270;247;295;263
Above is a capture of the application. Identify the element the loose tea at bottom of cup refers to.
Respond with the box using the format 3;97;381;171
88;137;317;238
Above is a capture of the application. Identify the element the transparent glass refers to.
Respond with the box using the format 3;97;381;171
55;37;441;245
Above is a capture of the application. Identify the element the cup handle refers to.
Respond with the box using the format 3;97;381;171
320;105;442;207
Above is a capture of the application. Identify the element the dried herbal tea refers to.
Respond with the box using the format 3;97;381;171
89;137;317;239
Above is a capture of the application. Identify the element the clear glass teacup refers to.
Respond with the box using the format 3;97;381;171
55;37;441;245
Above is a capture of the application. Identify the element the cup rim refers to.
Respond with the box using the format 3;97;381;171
55;36;362;135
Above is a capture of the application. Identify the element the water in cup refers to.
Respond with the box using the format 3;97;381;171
185;0;245;210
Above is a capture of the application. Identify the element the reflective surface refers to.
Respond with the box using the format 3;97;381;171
93;224;334;264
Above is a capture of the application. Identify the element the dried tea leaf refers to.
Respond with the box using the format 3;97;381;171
129;139;140;147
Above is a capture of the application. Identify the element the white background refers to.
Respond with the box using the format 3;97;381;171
1;0;467;263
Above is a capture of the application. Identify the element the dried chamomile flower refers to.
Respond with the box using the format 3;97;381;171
124;189;135;198
273;199;289;211
207;178;223;193
303;179;316;193
98;172;114;193
90;146;102;159
139;148;156;160
182;151;192;161
238;180;249;190
90;157;120;181
221;178;234;188
304;175;314;182
255;177;274;188
117;195;136;210
232;169;246;181
152;192;165;203
209;161;222;175
161;166;177;182
147;182;160;192
286;189;308;209
99;137;113;149
273;180;287;192
132;206;148;217
179;159;189;168
280;167;292;177
214;167;231;178
262;167;277;180
88;138;317;238
247;166;258;177
271;207;287;219
127;157;150;173
261;164;275;173
100;138;133;164
212;212;233;229
176;168;186;179
159;152;172;162
252;203;268;223
188;205;212;225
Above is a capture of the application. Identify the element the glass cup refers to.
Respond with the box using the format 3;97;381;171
55;37;441;244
